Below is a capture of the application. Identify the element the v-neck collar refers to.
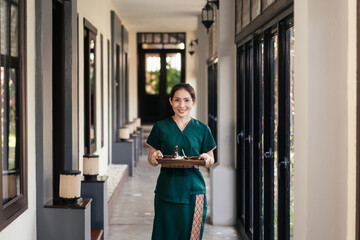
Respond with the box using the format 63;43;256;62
171;117;193;133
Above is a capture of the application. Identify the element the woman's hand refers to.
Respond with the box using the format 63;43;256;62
148;146;163;166
199;151;214;168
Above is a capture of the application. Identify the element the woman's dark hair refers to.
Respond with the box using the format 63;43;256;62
169;83;196;101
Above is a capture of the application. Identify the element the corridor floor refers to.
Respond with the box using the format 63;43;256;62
108;149;242;240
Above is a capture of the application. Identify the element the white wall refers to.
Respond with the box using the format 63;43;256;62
196;16;208;124
186;31;198;119
77;0;126;174
128;30;138;122
294;0;356;239
0;0;37;238
346;1;357;238
210;0;237;225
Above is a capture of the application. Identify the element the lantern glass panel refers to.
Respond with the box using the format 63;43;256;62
207;7;214;21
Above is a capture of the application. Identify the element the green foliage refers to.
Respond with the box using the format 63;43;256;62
146;70;160;94
146;62;180;95
166;63;180;94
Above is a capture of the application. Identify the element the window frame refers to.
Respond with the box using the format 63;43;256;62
356;0;360;238
207;60;218;162
100;34;104;148
0;0;28;231
83;18;97;155
236;9;294;240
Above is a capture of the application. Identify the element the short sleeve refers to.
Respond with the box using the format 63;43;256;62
201;126;217;153
146;123;161;150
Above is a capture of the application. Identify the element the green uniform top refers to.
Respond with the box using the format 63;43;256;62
146;117;216;203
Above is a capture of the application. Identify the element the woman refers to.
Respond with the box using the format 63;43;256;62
147;83;216;240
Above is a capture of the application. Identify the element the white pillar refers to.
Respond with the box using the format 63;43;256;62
294;0;356;239
196;15;209;124
210;0;237;225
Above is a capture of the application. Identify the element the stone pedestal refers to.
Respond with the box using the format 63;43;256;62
43;198;92;240
130;133;140;166
81;176;108;240
112;139;135;176
137;127;144;155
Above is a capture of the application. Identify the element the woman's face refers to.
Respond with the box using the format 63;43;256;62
169;88;196;118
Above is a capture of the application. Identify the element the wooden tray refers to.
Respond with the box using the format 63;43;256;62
158;155;205;166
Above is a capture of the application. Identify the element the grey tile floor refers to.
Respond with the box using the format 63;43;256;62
108;150;242;240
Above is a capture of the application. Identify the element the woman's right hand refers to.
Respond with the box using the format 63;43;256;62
148;146;163;166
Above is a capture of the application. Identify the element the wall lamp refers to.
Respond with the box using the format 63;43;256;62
201;0;219;30
188;39;198;55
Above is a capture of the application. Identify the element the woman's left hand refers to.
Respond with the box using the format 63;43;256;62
199;152;214;168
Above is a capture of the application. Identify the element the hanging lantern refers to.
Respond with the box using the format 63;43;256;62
201;0;219;30
201;3;214;29
189;41;195;55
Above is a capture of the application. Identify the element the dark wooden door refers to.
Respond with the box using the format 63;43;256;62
138;50;185;123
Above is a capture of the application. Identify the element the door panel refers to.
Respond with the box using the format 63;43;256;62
139;50;184;123
142;53;162;121
145;53;161;95
166;53;182;94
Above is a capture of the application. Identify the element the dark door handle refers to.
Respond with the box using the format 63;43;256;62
278;157;289;180
264;148;273;158
237;131;244;144
245;135;252;143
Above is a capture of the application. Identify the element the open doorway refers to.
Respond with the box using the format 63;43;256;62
137;33;185;123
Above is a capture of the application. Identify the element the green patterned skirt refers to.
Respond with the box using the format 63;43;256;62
151;194;207;240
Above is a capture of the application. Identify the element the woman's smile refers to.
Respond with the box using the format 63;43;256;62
176;108;187;114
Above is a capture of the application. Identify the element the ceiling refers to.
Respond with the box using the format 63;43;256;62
112;0;207;32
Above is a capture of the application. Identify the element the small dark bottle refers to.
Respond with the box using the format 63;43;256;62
173;145;179;158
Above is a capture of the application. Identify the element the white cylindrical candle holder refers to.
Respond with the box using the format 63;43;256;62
59;170;81;203
83;155;99;180
135;118;141;128
124;123;133;134
119;127;130;140
131;121;137;133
